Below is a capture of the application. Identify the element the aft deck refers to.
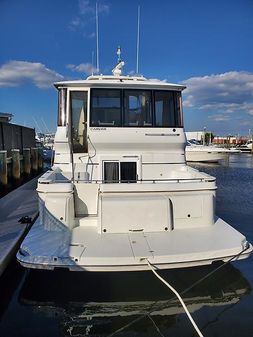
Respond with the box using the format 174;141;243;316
17;216;252;272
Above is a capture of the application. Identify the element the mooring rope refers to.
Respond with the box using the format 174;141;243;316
108;245;249;337
146;259;204;337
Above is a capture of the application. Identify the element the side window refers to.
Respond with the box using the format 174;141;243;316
103;161;137;183
120;162;137;183
91;89;121;127
58;88;67;126
154;91;182;127
103;162;119;183
70;91;88;153
124;90;152;127
175;92;183;127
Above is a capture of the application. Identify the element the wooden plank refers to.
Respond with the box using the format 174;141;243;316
0;176;38;276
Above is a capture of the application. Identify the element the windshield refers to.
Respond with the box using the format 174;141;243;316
90;89;183;128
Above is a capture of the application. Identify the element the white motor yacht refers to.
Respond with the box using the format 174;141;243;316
238;140;252;152
186;140;240;163
17;55;252;272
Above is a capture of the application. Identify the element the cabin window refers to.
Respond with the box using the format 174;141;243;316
154;91;182;127
124;90;152;127
91;89;121;127
70;91;88;153
90;89;183;128
103;161;137;183
103;162;119;183
58;88;67;126
120;162;137;182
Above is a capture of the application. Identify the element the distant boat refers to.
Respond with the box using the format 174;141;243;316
186;139;240;163
237;140;252;153
35;140;53;163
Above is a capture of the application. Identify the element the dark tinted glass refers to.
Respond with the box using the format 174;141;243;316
120;162;137;183
71;91;88;153
154;91;182;127
104;162;119;183
90;89;183;128
91;89;121;127
124;90;152;127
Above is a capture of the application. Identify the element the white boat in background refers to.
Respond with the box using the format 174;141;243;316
186;140;241;163
238;139;252;152
17;51;252;272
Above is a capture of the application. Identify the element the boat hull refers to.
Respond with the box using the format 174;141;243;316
17;217;252;272
186;150;228;163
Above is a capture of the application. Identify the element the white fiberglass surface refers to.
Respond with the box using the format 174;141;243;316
17;216;251;271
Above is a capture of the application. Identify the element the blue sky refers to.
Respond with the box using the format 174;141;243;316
1;0;253;136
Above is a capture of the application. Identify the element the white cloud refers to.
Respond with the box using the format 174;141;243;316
0;60;64;88
78;0;94;15
88;32;96;39
69;17;83;30
82;31;96;39
78;0;109;15
208;114;230;122
66;63;97;75
98;3;110;14
149;78;167;83
69;1;110;32
182;71;253;118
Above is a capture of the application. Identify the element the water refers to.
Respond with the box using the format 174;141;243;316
0;173;38;199
0;153;253;337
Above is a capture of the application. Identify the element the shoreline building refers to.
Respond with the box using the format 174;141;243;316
0;112;13;123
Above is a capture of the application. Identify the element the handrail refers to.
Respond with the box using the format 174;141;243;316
78;177;215;184
38;172;215;185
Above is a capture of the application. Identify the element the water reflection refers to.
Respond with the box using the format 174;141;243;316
228;153;253;169
0;262;25;321
189;153;253;169
19;263;250;336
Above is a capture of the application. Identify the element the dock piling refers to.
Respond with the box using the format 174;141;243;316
23;148;31;175
11;149;21;180
0;150;8;185
31;147;38;171
38;149;43;170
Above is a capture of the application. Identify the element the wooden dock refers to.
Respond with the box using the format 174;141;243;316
0;176;38;276
0;147;43;186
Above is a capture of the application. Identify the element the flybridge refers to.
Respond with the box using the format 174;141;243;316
54;47;185;89
54;76;186;91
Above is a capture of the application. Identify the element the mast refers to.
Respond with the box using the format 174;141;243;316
136;5;140;74
96;2;100;74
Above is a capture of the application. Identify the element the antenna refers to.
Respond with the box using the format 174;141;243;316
96;2;100;74
112;47;125;76
41;117;50;134
117;46;121;63
91;51;94;75
32;117;42;134
136;5;141;74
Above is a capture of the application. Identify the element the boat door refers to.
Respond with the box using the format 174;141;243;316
70;91;88;153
